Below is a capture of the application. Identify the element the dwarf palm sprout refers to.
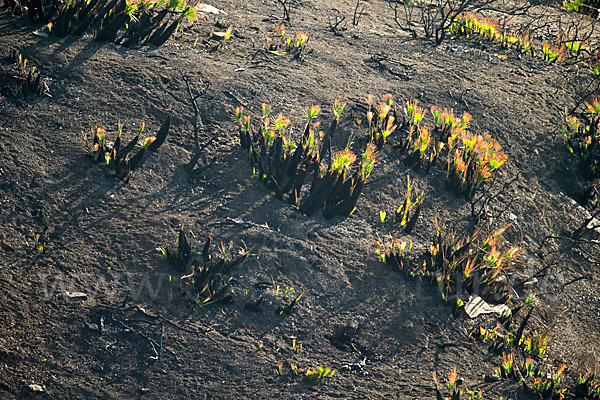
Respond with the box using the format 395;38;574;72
379;211;387;223
405;99;424;128
376;238;413;270
412;126;432;160
392;219;519;301
433;368;481;400
587;98;600;114
234;99;376;218
86;126;107;162
399;104;475;170
306;104;320;121
224;25;233;42
8;49;45;96
305;366;335;381
447;131;507;199
497;352;516;379
576;370;600;396
560;103;600;181
555;31;587;58
332;98;345;120
235;107;252;149
364;95;396;149
523;358;535;377
294;31;309;49
394;176;425;233
331;149;356;175
520;34;532;53
360;143;376;180
565;40;585;56
141;136;156;149
84;112;168;181
234;106;244;124
376;175;424;233
263;24;312;58
542;42;565;62
431;106;442;126
520;331;549;357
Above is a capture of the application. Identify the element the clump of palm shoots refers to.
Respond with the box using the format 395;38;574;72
378;218;520;303
8;48;46;96
263;23;312;59
84;107;171;182
20;0;200;48
161;231;248;305
234;98;376;219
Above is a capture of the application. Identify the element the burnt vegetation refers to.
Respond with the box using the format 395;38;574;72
2;0;600;398
1;0;200;47
83;108;171;182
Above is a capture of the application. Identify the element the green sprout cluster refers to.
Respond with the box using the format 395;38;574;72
561;100;600;181
448;12;589;64
393;100;506;199
162;230;248;307
378;219;520;303
234;98;378;219
263;23;312;59
84;109;171;181
26;0;199;47
433;367;483;400
9;48;45;96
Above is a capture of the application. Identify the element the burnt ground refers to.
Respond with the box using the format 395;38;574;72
0;0;599;398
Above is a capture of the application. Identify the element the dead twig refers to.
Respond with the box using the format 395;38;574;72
277;0;292;21
572;209;600;239
97;303;213;334
158;322;164;360
208;217;271;230
110;316;174;357
470;172;519;224
353;0;365;26
328;12;347;33
179;70;213;172
225;90;254;112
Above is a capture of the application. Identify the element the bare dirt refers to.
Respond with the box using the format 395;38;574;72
0;0;599;398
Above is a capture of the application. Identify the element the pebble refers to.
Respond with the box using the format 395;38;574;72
28;384;44;392
63;291;88;301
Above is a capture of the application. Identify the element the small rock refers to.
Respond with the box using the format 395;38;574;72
28;384;44;392
63;291;87;301
400;320;414;329
523;278;538;290
86;323;99;331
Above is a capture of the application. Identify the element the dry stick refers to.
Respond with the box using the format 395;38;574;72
327;13;346;33
353;0;365;26
225;90;254;112
111;316;173;357
251;48;279;66
536;234;600;258
97;303;212;334
572;208;600;239
389;1;418;38
471;172;519;222
180;71;213;172
208;217;271;230
158;322;164;360
576;245;600;265
277;0;291;21
574;78;600;111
